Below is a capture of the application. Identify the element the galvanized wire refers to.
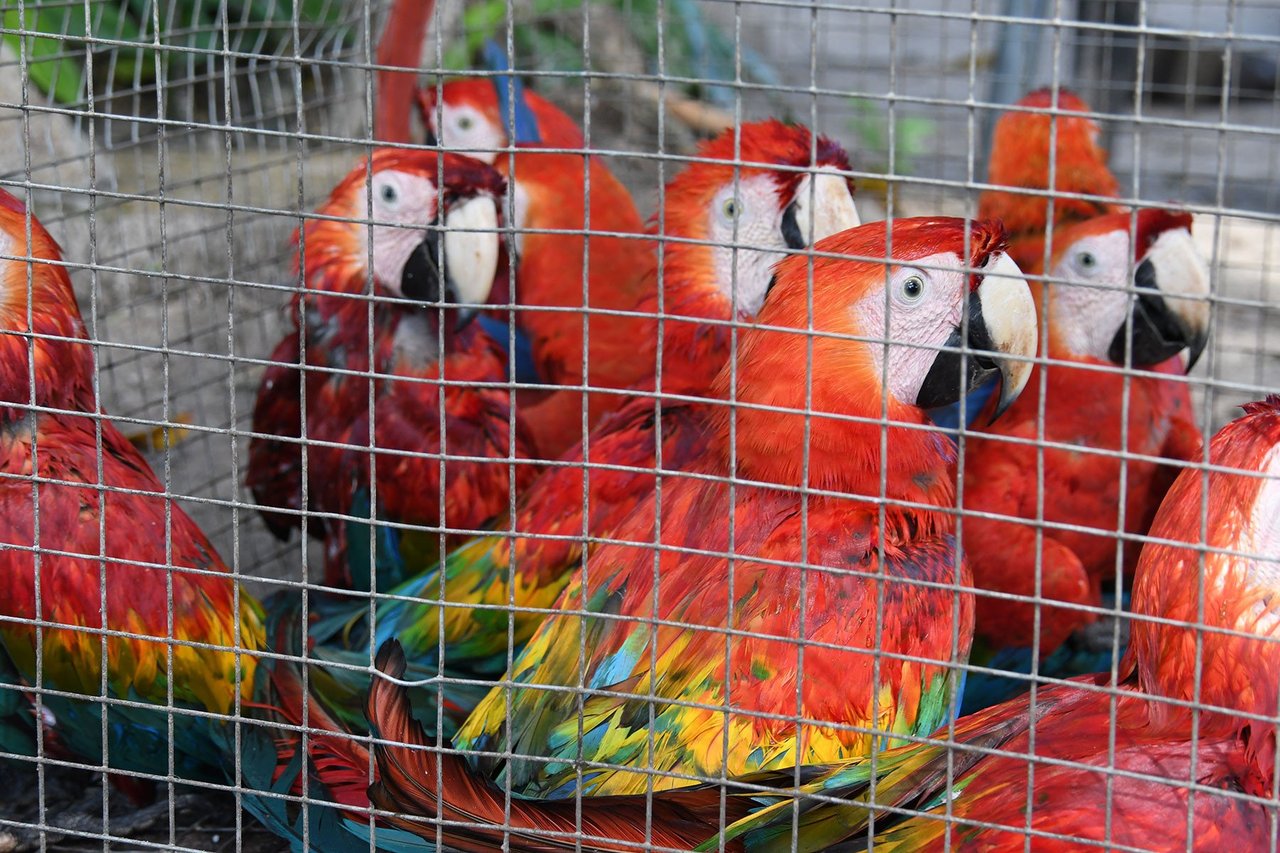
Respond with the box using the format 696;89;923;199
0;1;1278;851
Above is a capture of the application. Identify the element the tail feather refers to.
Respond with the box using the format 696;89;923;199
694;683;1081;853
230;722;374;853
262;652;375;807
367;640;749;852
225;658;380;852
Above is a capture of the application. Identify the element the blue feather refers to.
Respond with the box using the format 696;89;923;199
476;313;541;386
481;40;541;146
961;590;1131;715
927;375;999;432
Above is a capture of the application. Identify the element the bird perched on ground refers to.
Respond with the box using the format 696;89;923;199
0;187;481;850
0;187;267;804
246;150;538;592
959;208;1209;673
323;120;861;693
360;215;1038;845
951;90;1209;710
684;395;1279;853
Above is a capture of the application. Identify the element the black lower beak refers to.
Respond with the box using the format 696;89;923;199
915;297;1005;415
1107;258;1206;369
780;202;805;251
401;233;443;304
400;234;478;330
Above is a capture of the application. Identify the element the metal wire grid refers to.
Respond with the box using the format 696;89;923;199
0;0;1278;850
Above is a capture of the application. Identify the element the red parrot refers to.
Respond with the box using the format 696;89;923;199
683;395;1280;853
1130;392;1280;773
0;188;453;850
956;89;1211;673
978;87;1124;272
229;122;861;848
360;215;1039;842
347;120;861;684
0;189;496;846
420;79;655;458
960;208;1210;661
246;150;538;591
0;187;267;796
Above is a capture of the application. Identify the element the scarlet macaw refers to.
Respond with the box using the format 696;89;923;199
0;187;488;850
419;77;655;458
954;90;1210;711
359;215;1039;845
246;150;538;592
0;187;267;801
678;395;1279;853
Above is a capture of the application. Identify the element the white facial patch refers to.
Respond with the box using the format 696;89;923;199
1044;229;1132;360
709;174;792;319
361;170;440;297
442;195;500;306
793;170;860;244
853;251;970;406
432;102;505;163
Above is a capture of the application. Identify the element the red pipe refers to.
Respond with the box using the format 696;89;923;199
375;0;435;143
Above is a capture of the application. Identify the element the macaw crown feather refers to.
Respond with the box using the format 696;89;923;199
323;149;506;215
651;120;854;235
760;215;1010;330
1016;86;1092;113
0;186;28;216
1046;208;1194;265
1241;394;1280;417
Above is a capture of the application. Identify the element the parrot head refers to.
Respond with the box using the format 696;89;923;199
0;187;92;410
979;88;1121;264
301;149;506;331
417;79;583;162
659;119;861;321
1038;207;1210;371
1129;394;1280;743
726;216;1037;492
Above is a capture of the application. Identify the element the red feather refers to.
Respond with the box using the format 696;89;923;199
962;91;1204;657
246;151;534;588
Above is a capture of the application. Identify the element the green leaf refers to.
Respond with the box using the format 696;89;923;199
84;2;156;86
2;6;87;104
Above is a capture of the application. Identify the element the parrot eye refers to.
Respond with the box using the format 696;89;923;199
1075;251;1097;272
899;275;926;304
720;198;742;222
457;115;474;132
379;181;399;205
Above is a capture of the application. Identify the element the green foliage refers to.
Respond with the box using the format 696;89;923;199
446;0;776;102
848;96;936;176
1;0;356;105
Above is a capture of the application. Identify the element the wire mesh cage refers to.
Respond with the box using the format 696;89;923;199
0;0;1278;850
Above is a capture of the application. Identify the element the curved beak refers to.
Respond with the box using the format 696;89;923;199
915;252;1038;423
399;195;500;329
1107;225;1210;371
781;171;861;250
